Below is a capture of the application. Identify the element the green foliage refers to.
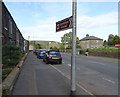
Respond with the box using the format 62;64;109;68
35;43;42;49
50;47;53;49
80;47;120;58
61;32;80;49
106;34;120;47
89;47;120;52
112;35;120;45
2;41;21;67
107;34;114;46
29;40;52;49
103;40;108;47
59;43;64;50
50;46;59;50
2;67;13;81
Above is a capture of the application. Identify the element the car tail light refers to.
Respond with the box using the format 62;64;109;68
47;55;50;57
60;55;62;58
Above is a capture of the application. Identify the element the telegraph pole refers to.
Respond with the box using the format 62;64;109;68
71;0;77;95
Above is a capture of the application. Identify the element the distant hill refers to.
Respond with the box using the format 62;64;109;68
29;40;60;49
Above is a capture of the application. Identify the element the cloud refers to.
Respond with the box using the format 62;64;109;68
20;16;67;42
20;11;118;42
78;11;118;29
77;11;118;40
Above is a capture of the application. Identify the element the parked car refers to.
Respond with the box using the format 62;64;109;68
43;50;62;64
33;49;40;55
37;49;46;59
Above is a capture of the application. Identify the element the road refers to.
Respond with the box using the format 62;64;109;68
12;52;118;95
56;53;118;95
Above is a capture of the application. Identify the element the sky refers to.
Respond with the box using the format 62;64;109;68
3;0;118;42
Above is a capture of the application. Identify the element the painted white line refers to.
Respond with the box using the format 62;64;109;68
87;60;106;66
76;83;94;96
102;77;115;84
50;65;70;80
50;65;94;96
68;64;71;67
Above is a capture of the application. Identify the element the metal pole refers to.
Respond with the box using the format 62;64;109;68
71;0;77;95
0;1;2;96
28;36;30;52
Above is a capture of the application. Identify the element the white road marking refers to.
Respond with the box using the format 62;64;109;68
68;64;71;67
76;83;94;96
102;77;115;84
50;65;70;79
87;60;106;66
50;65;94;96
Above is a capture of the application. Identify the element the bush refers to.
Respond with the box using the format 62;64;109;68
88;47;120;58
2;42;21;67
2;67;14;81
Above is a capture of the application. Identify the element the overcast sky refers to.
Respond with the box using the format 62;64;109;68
4;0;118;42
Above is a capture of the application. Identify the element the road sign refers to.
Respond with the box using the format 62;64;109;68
56;16;72;32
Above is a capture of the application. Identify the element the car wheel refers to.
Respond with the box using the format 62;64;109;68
43;59;45;62
45;59;49;64
59;61;62;64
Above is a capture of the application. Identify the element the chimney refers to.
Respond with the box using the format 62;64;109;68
86;34;89;37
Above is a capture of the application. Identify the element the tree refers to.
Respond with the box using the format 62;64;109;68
50;47;53;49
61;32;72;45
61;32;80;49
103;40;108;48
112;35;120;45
108;34;114;46
35;44;42;49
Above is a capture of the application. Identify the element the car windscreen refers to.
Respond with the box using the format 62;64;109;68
41;50;46;53
39;50;46;53
49;51;60;56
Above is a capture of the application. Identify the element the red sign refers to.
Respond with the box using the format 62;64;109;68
56;16;72;32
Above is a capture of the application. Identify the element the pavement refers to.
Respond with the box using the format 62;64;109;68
12;51;118;96
12;52;93;96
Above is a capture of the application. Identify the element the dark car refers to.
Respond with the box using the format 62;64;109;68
37;49;46;59
43;50;62;64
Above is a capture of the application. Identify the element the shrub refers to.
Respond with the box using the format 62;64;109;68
2;41;21;67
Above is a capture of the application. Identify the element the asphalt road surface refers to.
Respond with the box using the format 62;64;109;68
56;53;118;95
12;52;118;96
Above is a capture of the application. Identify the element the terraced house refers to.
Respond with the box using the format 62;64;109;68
80;34;103;49
2;2;29;52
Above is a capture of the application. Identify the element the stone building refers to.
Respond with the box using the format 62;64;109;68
29;44;34;51
48;41;60;49
80;34;103;49
2;2;28;52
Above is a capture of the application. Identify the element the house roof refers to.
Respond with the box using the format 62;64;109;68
80;36;103;41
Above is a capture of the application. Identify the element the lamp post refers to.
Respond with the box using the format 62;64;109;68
28;36;30;52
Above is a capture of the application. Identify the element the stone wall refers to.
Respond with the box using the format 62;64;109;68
80;40;103;49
